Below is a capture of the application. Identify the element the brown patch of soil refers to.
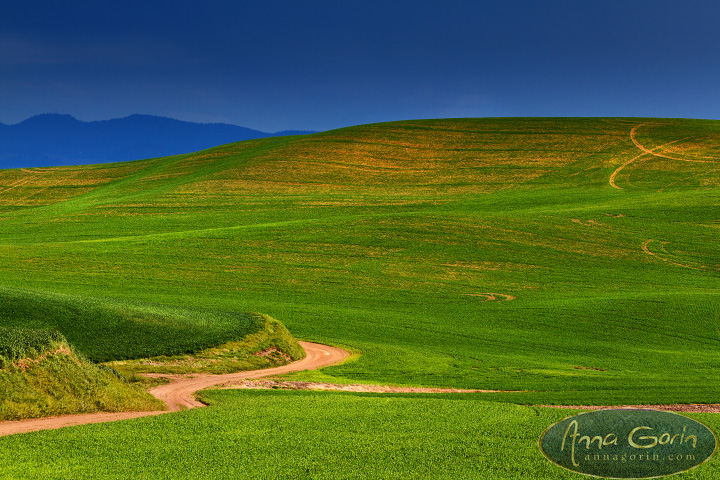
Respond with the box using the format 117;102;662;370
571;219;604;227
219;379;521;394
252;347;292;364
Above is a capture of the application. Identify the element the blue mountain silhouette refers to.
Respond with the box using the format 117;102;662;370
0;114;315;169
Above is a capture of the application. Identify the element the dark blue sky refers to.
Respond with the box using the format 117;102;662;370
2;0;720;132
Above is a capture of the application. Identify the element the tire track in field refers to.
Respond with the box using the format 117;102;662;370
0;175;34;196
463;292;516;301
641;239;707;271
0;341;350;437
609;124;714;189
630;129;714;163
0;168;51;205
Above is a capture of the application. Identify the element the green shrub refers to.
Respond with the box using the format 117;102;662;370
0;327;66;363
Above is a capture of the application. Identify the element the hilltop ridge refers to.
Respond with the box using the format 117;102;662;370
0;117;719;406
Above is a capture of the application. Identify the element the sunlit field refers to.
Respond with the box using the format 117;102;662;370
1;118;719;478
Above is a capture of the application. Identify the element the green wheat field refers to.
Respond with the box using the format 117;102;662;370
1;118;719;478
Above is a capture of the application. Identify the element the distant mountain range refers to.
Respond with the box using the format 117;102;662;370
0;114;316;169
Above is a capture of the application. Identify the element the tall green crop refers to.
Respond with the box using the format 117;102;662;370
0;327;65;363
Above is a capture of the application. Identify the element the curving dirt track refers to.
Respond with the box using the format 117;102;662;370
641;239;707;271
149;341;350;411
0;341;350;437
610;124;714;189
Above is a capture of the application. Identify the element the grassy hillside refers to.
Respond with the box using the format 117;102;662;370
2;390;720;479
0;328;162;420
1;117;719;477
107;312;306;375
1;117;718;404
0;285;305;417
0;286;262;362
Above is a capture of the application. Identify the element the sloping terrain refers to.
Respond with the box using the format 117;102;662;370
0;286;260;362
1;117;719;479
0;118;718;406
0;288;306;419
0;328;162;420
0;341;345;435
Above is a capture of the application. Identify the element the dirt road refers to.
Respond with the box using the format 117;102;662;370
0;341;350;437
149;341;351;411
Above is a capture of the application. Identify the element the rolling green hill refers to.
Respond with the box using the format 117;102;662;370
1;117;717;403
0;327;163;420
0;286;259;362
0;287;305;418
0;117;719;477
